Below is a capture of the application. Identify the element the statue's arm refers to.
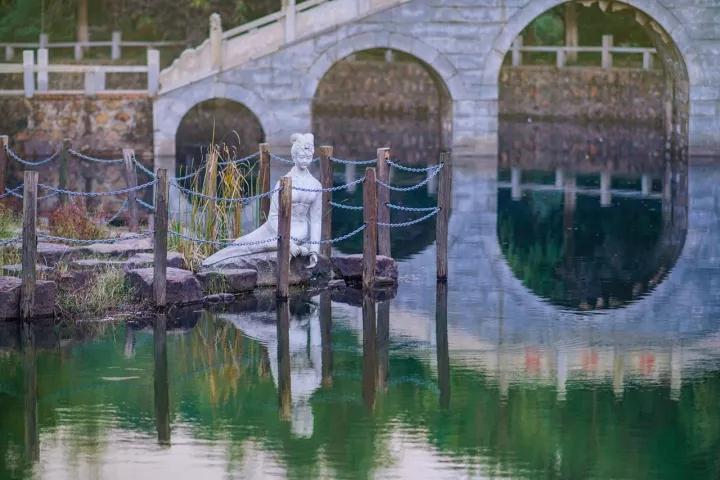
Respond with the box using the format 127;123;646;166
309;191;322;254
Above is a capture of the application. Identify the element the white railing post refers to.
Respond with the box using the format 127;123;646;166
111;31;122;60
600;171;611;207
601;34;613;69
74;42;83;61
209;13;223;70
512;36;523;66
511;167;521;201
5;46;14;61
556;48;566;68
37;48;48;92
147;49;160;96
39;33;48;49
642;51;653;70
96;68;106;92
23;50;34;98
641;174;651;196
84;68;98;95
284;0;297;43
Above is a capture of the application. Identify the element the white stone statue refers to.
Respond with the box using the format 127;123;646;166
202;133;322;269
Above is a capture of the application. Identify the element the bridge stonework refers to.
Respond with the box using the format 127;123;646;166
154;0;720;169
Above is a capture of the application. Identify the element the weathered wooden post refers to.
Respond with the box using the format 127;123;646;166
319;145;333;259
376;147;391;257
37;48;48;92
153;169;168;308
59;139;70;205
21;171;38;320
436;152;451;281
258;143;271;225
0;135;8;199
511;36;523;66
147;49;159;96
277;177;292;299
111;31;122;60
601;34;613;69
122;148;139;232
283;0;297;43
362;167;377;290
209;13;223;71
23;50;34;98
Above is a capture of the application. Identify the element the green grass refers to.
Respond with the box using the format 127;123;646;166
57;268;137;318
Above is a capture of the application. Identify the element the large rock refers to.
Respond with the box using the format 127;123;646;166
78;236;152;258
2;264;53;276
200;253;330;287
197;269;257;293
125;267;202;305
0;276;56;319
331;255;398;281
123;252;185;271
37;243;78;265
71;258;127;271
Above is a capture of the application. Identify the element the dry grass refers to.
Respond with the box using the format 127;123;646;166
57;268;136;318
49;199;107;240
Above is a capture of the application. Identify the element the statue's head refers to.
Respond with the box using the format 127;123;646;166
290;133;314;170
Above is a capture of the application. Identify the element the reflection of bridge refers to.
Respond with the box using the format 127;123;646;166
153;0;720;168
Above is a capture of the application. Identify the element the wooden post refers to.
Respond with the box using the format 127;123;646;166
601;34;613;69
153;169;168;308
111;31;122;60
37;48;48;92
0;135;8;199
319;145;333;259
284;0;297;43
122;148;139;232
362;167;377;290
147;49;159;96
276;177;292;299
511;36;523;66
258;143;271;225
59;139;70;205
376;147;390;257
23;50;34;98
436;152;451;281
21;171;38;320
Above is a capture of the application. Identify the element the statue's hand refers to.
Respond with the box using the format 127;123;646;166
306;252;318;270
290;242;303;257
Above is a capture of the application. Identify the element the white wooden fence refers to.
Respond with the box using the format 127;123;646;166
511;35;657;70
0;48;160;97
1;32;184;62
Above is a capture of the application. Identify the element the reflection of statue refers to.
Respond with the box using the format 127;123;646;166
202;133;322;269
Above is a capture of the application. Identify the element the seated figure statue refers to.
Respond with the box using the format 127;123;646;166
202;133;322;269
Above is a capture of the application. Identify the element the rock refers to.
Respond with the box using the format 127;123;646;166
330;284;398;307
2;264;53;276
71;258;127;271
331;255;398;281
78;237;152;258
37;242;77;266
201;253;330;287
197;269;258;293
125;267;202;305
0;277;56;319
123;252;185;271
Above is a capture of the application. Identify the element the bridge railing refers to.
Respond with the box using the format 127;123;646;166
0;48;160;97
1;32;184;62
510;35;657;70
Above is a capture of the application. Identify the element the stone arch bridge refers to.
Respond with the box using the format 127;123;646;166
154;0;720;171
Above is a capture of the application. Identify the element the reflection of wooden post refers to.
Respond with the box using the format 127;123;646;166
556;349;567;402
376;148;391;257
21;171;38;320
319;291;333;387
277;299;292;421
511;167;521;200
613;348;625;398
437;151;451;280
600;171;611;207
670;344;682;401
555;168;564;188
122;148;139;232
362;294;377;411
362;168;377;290
436;281;450;408
641;174;651;196
153;169;168;308
258;143;271;225
319;146;333;259
376;300;390;393
277;177;292;299
0;135;8;199
153;314;170;444
21;325;39;462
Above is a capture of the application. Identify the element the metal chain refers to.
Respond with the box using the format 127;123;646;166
169;230;278;247
39;178;157;197
68;148;124;164
386;202;438;212
171;180;280;203
378;208;440;228
329;201;363;211
0;185;23;199
218;151;260;166
175;166;204;182
377;166;442;192
270;153;296;164
4;144;60;166
329;156;376;165
38;231;153;244
0;236;20;246
133;154;156;178
103;200;128;224
292;223;366;244
293;176;366;192
137;198;155;211
387;159;444;173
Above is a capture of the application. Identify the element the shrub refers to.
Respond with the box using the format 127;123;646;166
49;200;106;240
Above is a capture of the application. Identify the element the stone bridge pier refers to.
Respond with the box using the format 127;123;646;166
154;0;720;172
